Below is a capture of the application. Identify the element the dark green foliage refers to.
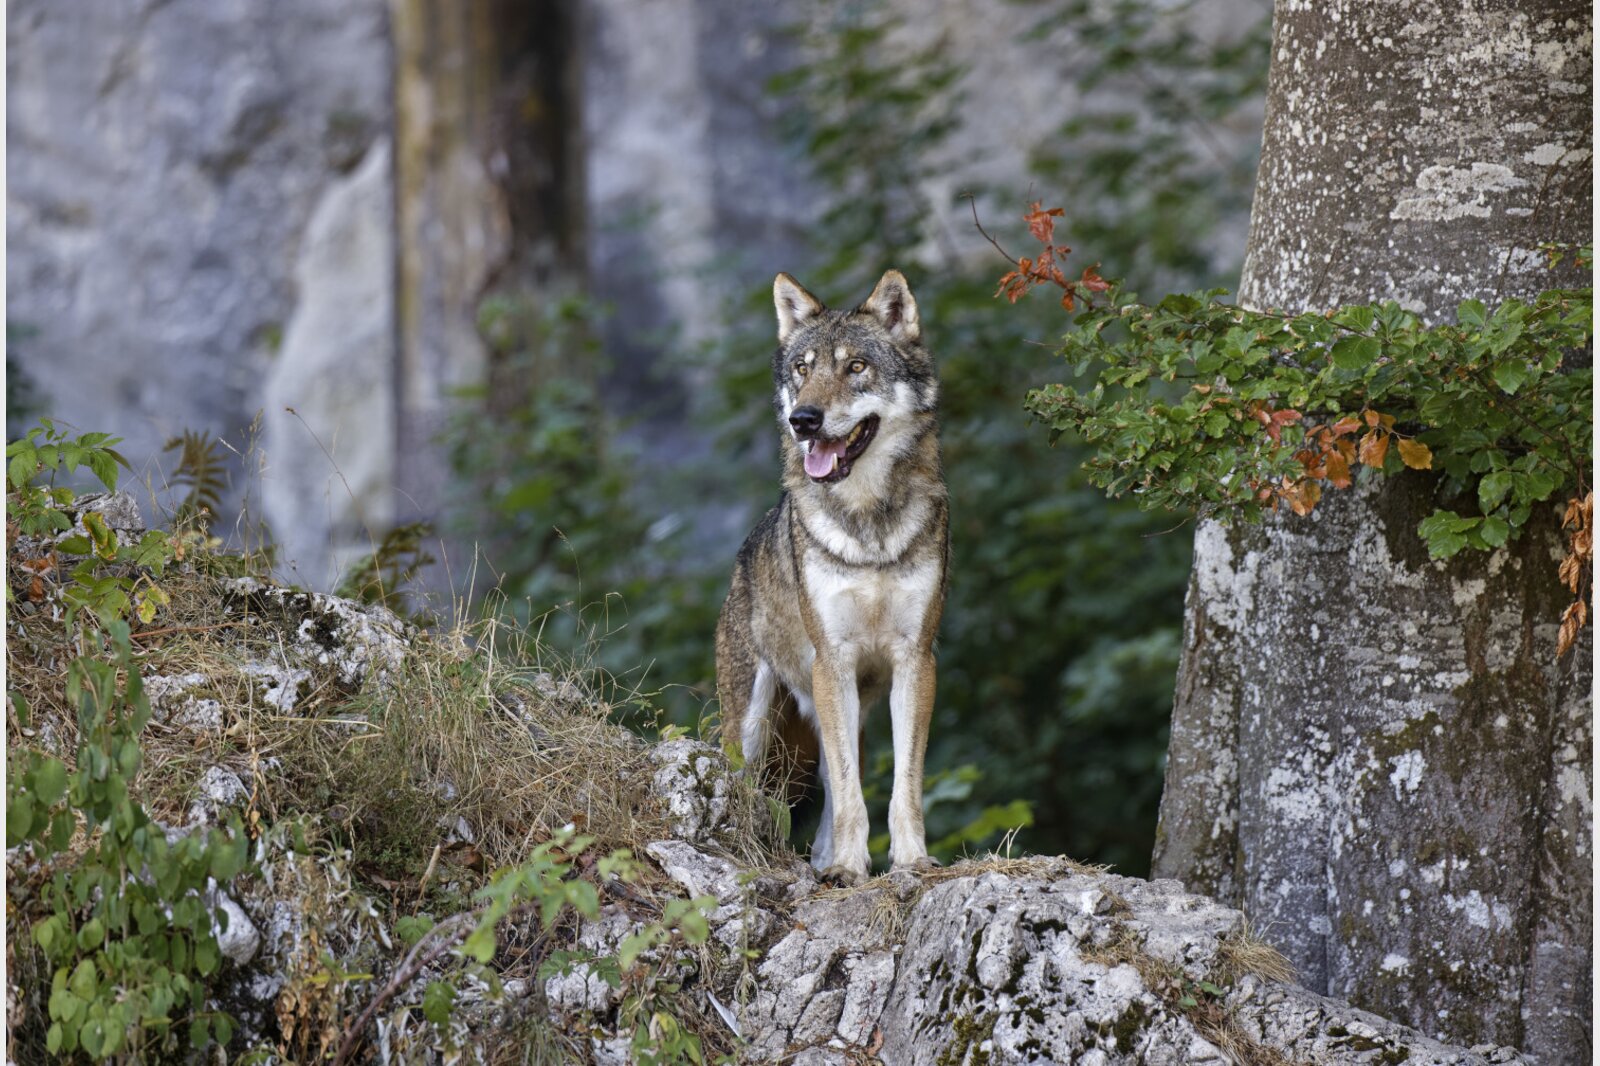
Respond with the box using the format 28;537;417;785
8;322;43;431
1027;282;1593;558
1025;0;1271;293
163;429;229;528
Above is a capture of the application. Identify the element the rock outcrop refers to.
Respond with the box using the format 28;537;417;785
5;517;1535;1064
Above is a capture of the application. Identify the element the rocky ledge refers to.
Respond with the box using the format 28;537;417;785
5;500;1529;1064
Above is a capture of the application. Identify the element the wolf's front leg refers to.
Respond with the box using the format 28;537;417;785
888;647;937;871
811;651;869;884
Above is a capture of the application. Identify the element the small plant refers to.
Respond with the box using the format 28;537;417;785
7;419;175;627
6;419;128;535
164;428;229;528
8;621;251;1060
338;833;722;1066
335;520;436;617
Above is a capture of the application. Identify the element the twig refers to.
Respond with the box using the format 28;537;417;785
330;901;537;1066
963;193;1019;265
130;621;249;641
416;843;443;904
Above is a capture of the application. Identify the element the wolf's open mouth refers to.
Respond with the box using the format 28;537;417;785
803;415;879;483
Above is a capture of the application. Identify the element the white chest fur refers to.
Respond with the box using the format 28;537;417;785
802;554;940;661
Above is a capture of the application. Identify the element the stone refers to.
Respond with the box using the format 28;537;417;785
261;137;396;587
211;888;262;966
7;0;391;540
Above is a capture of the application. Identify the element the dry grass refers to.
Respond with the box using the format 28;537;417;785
1082;920;1297;1066
7;564;792;898
1217;918;1296;985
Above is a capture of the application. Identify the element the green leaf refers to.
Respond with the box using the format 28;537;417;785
422;980;457;1026
76;918;105;951
1331;305;1375;333
195;936;220;976
69;959;97;1000
1479;515;1511;547
8;791;35;846
1418;510;1479;558
1458;299;1487;330
1491;359;1530;395
9;449;36;489
1329;336;1380;371
85;451;119;492
461;925;496;965
619;930;655;969
49;809;76;851
32;757;69;806
395;915;436;948
1478;471;1515;511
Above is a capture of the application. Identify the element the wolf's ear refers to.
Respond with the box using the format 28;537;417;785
861;269;920;344
774;273;824;343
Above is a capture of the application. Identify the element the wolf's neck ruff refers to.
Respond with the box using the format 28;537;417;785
787;416;943;567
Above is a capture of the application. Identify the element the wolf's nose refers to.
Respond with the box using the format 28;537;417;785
789;405;824;438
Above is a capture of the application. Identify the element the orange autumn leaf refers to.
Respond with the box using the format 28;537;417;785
1358;430;1389;468
1024;201;1064;243
1331;416;1362;436
1324;451;1353;489
1396;438;1433;470
1558;599;1587;658
1080;265;1112;293
1284;478;1322;516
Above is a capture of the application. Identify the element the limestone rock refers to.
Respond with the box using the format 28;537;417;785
221;577;410;690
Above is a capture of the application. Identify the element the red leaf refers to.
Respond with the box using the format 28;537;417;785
1024;201;1065;244
1080;265;1112;293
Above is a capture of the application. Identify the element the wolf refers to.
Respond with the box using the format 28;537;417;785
716;269;948;885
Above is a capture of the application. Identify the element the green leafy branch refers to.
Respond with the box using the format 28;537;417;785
336;835;721;1066
10;622;251;1060
1024;282;1591;560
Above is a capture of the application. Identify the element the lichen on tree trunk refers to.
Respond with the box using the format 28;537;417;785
1152;2;1592;1060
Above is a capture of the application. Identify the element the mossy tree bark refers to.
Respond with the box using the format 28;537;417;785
1151;2;1592;1060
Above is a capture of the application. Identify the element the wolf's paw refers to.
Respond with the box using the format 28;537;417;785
819;864;868;888
891;856;942;875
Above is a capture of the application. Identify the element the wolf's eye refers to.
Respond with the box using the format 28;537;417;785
848;359;868;374
794;362;809;377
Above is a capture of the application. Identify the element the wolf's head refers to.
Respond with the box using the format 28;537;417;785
769;270;938;491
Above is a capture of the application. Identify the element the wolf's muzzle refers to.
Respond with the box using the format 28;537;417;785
789;405;824;439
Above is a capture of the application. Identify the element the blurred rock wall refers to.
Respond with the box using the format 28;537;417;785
8;0;1257;587
7;0;393;583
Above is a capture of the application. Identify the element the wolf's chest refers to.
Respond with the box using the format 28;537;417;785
801;556;940;656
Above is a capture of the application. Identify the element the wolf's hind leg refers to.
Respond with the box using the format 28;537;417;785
740;661;777;769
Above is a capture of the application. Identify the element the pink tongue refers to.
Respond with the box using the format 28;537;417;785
804;439;846;478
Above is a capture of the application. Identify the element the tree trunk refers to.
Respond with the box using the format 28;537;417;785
1151;2;1592;1060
